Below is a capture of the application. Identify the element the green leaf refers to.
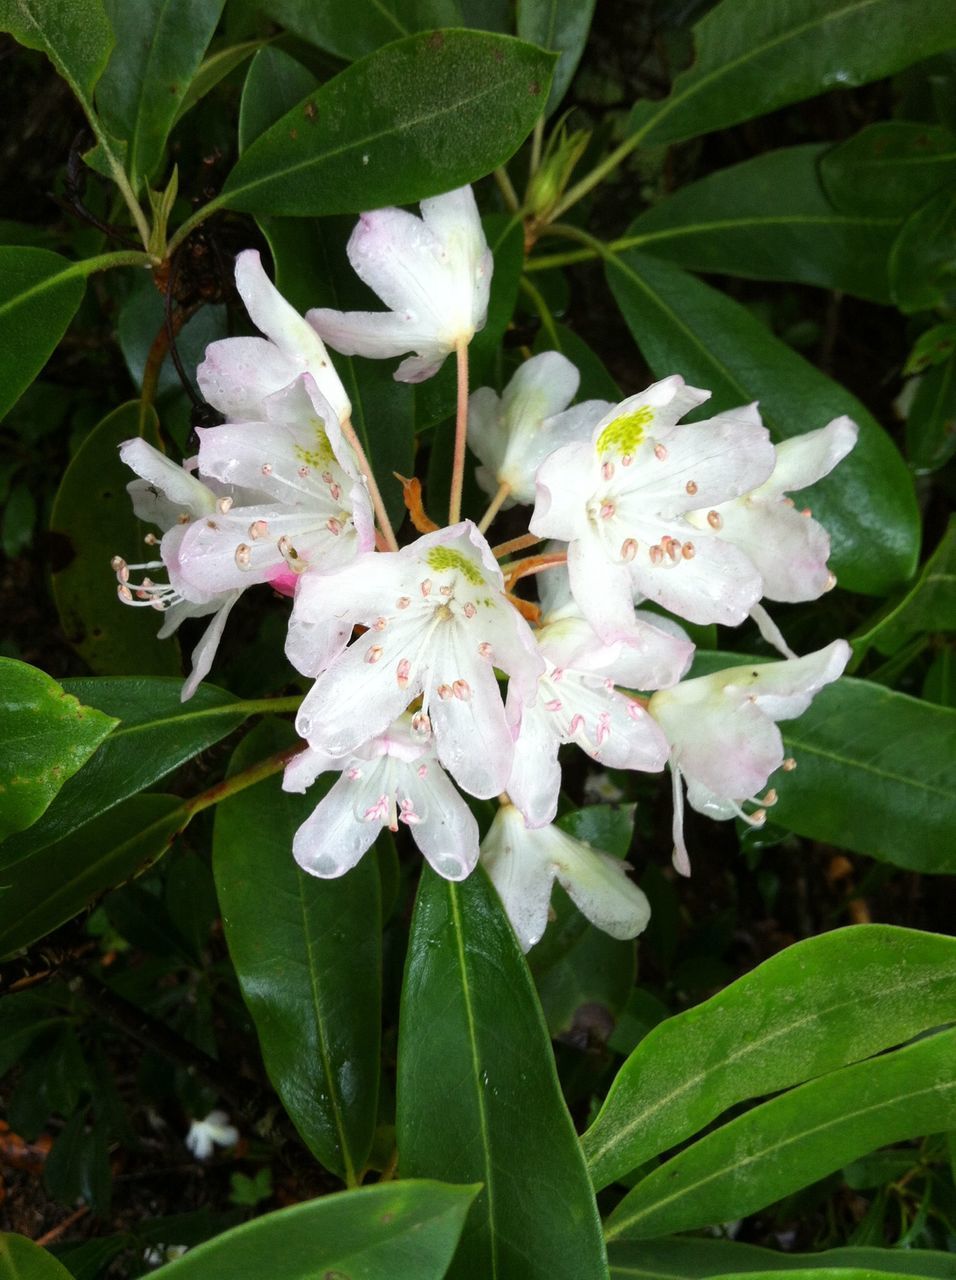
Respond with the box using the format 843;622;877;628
49;401;181;677
607;1238;956;1280
218;31;555;217
889;183;956;313
853;518;956;658
0;793;185;957
155;1181;478;1279
95;0;226;189
0;248;86;421
170;39;263;128
0;0;113;115
623;145;898;304
820;122;956;218
0;659;116;842
397;866;608;1280
604;1025;956;1240
606;251;919;594
213;720;381;1184
906;349;956;472
516;0;595;115
532;322;620;401
0;1234;74;1280
584;924;956;1191
258;0;462;62
0;678;247;862
237;44;318;151
626;0;956;149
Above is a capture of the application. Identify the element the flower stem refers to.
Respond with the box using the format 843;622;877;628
518;276;561;348
503;550;567;590
493;166;521;213
339;417;399;552
492;531;541;559
477;481;511;535
185;743;304;819
448;339;470;525
529;114;545;176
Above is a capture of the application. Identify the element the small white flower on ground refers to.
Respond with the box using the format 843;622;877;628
185;1110;238;1160
648;640;851;875
481;804;651;952
686;415;858;603
285;714;479;881
308;186;492;383
114;439;245;701
530;377;776;635
290;521;544;798
468;351;612;505
197;249;351;423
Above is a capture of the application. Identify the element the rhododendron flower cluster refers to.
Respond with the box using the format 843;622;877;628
113;185;855;953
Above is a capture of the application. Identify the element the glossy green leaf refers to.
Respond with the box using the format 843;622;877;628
517;0;595;114
219;31;554;216
532;322;620;401
605;1025;956;1240
0;0;113;114
237;44;317;150
889;184;956;313
626;0;956;149
0;659;116;842
624;145;897;303
213;720;381;1184
95;0;226;188
0;1235;74;1280
0;793;185;957
853;518;956;659
258;0;462;62
608;1238;956;1279
156;1181;478;1279
906;349;956;471
611;1240;955;1280
50;401;180;676
0;248;86;421
397;866;608;1280
584;924;956;1191
606;251;919;594
820;122;956;218
170;39;263;127
0;678;247;862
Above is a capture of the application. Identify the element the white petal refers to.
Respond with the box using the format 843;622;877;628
401;757;479;880
427;635;513;799
529;441;593;541
505;695;562;828
705;498;834;602
630;531;763;627
345;206;451;323
180;592;240;702
419;185;492;335
761;416;859;498
197;336;301;421
292;770;382;877
567;532;638;643
590;377;711;454
738;640;851;720
308;306;443;364
282;744;340;794
480;805;557;951
119;439;214;520
467;385;509;481
550;830;651;941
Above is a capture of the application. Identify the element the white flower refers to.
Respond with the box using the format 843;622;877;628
175;375;374;603
648;641;851;875
291;522;543;799
468;351;612;505
529;377;776;635
197;249;351;423
505;596;689;828
114;439;243;701
144;1245;188;1266
308;186;492;383
481;804;651;952
185;1110;238;1160
686;416;859;602
285;715;479;881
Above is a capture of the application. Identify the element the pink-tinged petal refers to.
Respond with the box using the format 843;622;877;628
661;690;783;805
560;678;669;774
703;495;834;602
180;591;240;702
426;634;513;799
750;602;797;659
119;439;214;519
480;806;557;951
401;760;479;880
307;306;441;363
761;416;859;498
735;640;851;721
530;441;594;540
670;766;691;877
505;697;562;828
419;185;492;334
552;834;651;942
590;377;711;453
612;613;695;691
504;351;580;427
197;336;300;420
467;385;509;484
292;774;381;878
567;533;638;643
160;523;223;606
345;206;450;321
282;744;339;794
631;532;763;627
394;351;448;383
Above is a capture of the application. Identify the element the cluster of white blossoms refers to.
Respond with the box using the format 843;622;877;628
114;185;855;952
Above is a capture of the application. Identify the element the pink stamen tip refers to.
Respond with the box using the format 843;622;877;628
621;537;638;562
452;679;472;701
326;517;342;536
649;544;664;565
654;443;668;461
235;543;252;569
477;642;493;659
621;453;633;467
417;763;428;778
365;645;383;664
396;658;411;688
600;501;616;520
682;541;695;560
707;510;723;529
685;479;698;495
545;699;562;712
602;460;614;480
261;463;273;476
596;712;611;745
569;714;585;735
373;616;387;631
463;602;477;618
346;767;361;780
625;698;642;720
249;520;268;539
396;596;411;609
421;578;432;597
437;683;454;700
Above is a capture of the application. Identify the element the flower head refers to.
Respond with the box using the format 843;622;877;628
291;521;543;798
308;186;492;383
197;249;350;423
530;377;776;635
285;714;479;881
185;1109;238;1160
481;804;651;951
468;351;612;505
648;640;851;874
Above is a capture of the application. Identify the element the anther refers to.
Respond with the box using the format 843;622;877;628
346;767;361;781
235;543;252;569
261;463;273;476
682;541;695;560
825;571;837;591
654;443;668;461
110;555;126;572
602;460;614;481
621;453;633;467
249;519;268;540
417;763;428;779
439;584;453;596
545;699;562;712
801;507;812;517
707;510;723;530
463;602;477;618
396;658;411;688
216;496;233;514
365;645;383;664
437;684;453;700
665;538;680;562
117;584;133;602
452;679;472;701
478;641;493;659
569;714;585;735
412;711;431;737
685;480;698;495
782;757;797;771
144;533;159;545
421;578;432;597
373;616;387;630
750;808;767;826
599;500;616;520
396;596;411;609
621;537;637;562
761;789;778;806
649;544;664;565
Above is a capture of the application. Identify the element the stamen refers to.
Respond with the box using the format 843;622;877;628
599;500;616;519
801;507;812;517
420;578;432;597
664;537;680;562
782;757;797;771
682;541;695;560
417;763;428;778
649;544;664;565
298;465;310;478
825;572;837;591
326;517;342;536
346;767;362;780
249;519;269;539
110;555;126;572
412;711;431;737
477;641;493;660
654;443;668;461
621;453;633;467
235;544;252;569
707;510;723;530
602;460;614;480
569;714;585;735
261;463;273;476
216;496;233;514
396;658;411;688
373;616;387;631
452;679;472;701
596;712;611;745
545;699;562;712
621;538;637;562
144;533;159;545
463;602;477;618
437;684;454;700
396;596;411;609
117;584;133;602
761;789;778;806
685;479;698;495
365;645;383;664
439;584;453;596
